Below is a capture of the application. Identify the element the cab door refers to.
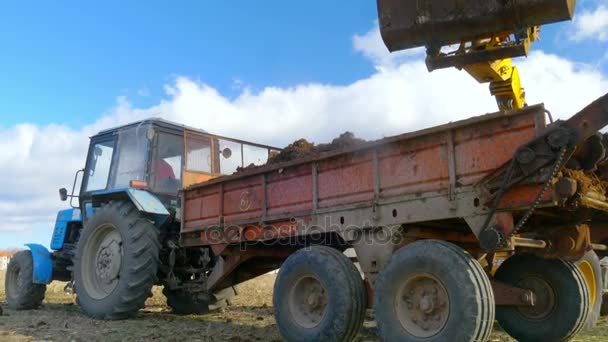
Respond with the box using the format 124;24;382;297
79;135;117;222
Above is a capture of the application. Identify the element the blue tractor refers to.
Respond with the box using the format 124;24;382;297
4;119;278;319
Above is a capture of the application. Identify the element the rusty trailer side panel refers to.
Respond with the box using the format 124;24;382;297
181;105;545;245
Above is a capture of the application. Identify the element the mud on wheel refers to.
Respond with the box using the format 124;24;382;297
273;246;366;342
374;240;495;342
74;201;160;320
495;253;590;341
5;250;46;310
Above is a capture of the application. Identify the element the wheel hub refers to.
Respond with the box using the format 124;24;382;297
81;224;123;300
396;274;450;338
288;275;328;328
516;276;556;320
96;239;122;284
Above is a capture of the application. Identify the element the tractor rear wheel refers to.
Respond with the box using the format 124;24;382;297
74;201;160;320
374;240;495;342
163;286;238;315
5;250;46;310
495;254;590;342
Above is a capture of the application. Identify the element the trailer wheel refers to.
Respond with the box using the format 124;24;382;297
273;246;366;342
163;286;238;315
5;250;46;310
576;250;603;329
495;254;590;341
74;201;160;320
374;240;494;342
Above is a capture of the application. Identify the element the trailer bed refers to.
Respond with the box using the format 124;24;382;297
181;105;550;247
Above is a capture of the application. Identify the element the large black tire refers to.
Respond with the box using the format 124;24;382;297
163;286;238;315
374;240;495;342
5;250;46;310
576;250;603;329
273;246;366;342
495;254;590;342
74;201;160;320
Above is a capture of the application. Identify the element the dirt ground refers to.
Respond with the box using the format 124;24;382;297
1;270;607;341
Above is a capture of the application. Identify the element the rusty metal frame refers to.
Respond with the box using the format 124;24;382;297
206;247;294;291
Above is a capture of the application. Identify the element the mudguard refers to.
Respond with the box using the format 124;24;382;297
92;188;170;225
25;243;53;284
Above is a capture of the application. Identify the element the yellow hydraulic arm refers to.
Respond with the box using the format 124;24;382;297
376;0;576;112
439;27;540;111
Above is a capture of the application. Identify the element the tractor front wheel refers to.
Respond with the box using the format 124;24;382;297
74;201;160;320
5;250;46;310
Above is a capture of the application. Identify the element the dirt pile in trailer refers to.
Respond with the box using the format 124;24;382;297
236;132;367;173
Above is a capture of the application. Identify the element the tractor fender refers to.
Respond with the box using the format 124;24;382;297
91;188;170;225
24;243;53;284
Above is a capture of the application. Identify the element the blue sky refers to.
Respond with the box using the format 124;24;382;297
0;1;377;128
0;1;607;249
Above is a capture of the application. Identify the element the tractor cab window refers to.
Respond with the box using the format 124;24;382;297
218;139;242;174
186;134;213;173
111;126;149;188
244;144;271;166
151;132;184;194
85;140;115;192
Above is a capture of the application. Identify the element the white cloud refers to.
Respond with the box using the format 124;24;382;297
352;22;425;71
571;4;608;41
0;24;607;246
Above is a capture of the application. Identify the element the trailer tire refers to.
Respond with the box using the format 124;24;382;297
5;250;46;310
576;250;603;329
374;240;494;342
495;254;590;342
273;246;366;342
163;286;238;315
74;201;160;320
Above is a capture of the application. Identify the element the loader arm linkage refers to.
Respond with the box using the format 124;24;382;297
427;27;538;111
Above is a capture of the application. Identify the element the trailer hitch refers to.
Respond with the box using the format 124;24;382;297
479;93;608;251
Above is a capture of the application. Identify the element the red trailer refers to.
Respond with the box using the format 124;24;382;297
180;95;608;341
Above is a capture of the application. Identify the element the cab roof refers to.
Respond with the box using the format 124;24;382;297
92;117;281;151
94;117;208;138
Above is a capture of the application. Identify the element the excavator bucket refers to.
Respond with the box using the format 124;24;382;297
377;0;576;52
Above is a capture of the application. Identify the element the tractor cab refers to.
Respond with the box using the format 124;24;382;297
9;118;278;315
63;118;279;222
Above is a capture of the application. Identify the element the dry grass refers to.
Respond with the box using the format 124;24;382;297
1;270;607;341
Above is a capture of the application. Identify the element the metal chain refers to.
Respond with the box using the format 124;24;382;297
508;146;569;237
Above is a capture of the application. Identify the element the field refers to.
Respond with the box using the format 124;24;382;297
1;270;607;341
